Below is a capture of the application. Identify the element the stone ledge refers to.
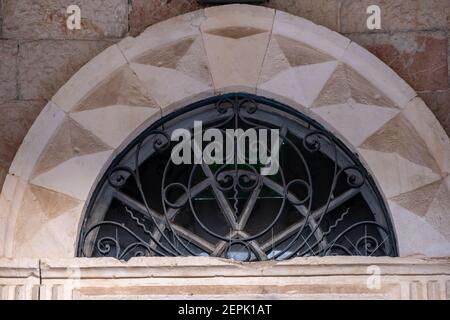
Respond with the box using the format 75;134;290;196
0;256;449;300
39;256;450;279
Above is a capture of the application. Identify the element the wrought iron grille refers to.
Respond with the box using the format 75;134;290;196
77;93;398;261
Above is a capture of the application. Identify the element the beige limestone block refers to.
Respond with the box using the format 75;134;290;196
272;10;350;61
268;0;340;31
74;66;159;112
258;61;338;108
119;10;206;62
0;166;7;192
390;180;442;217
130;63;213;112
0;175;29;257
52;45;127;112
2;0;128;40
201;5;274;92
358;149;442;199
312;103;400;147
341;0;450;33
259;35;335;83
19;40;114;101
360;114;441;175
0;100;44;168
202;5;274;32
342;42;416;108
0;40;18;104
9;102;66;181
424;177;450;240
131;36;213;87
389;201;450;257
202;32;271;92
31;117;112;179
70;106;160;149
30;150;113;201
403;97;450;176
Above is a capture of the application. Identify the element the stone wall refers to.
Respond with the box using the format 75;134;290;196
1;256;449;300
0;0;449;190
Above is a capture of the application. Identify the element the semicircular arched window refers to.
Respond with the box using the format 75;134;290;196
77;93;398;261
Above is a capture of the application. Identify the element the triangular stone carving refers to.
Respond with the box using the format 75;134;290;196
206;26;266;39
390;180;442;217
312;64;397;108
360;114;440;173
275;35;334;67
259;35;335;83
134;37;196;69
29;184;82;219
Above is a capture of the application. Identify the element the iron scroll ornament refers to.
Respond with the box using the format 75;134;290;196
78;93;398;261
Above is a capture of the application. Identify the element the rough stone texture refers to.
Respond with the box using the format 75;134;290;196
0;166;7;192
2;0;128;40
268;0;339;31
341;0;450;33
419;90;450;136
129;0;201;36
0;100;44;168
348;32;449;92
0;257;446;300
2;5;450;261
18;40;114;100
0;40;18;103
0;0;3;36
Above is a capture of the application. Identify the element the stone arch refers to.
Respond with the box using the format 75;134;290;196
0;5;449;259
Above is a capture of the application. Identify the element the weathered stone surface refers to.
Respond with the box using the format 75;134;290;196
13;183;84;258
403;97;450;175
9;102;66;181
31;117;112;178
2;0;128;40
0;41;18;104
18;40;114;100
347;32;448;91
273;10;350;61
74;66;158;112
259;61;339;108
389;200;450;257
269;0;339;31
419;90;450;136
31;150;113;200
70;106;160;148
52;45;127;112
312;103;399;147
341;0;450;33
129;0;201;36
201;5;275;92
0;100;44;169
312;63;398;108
0;166;7;192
